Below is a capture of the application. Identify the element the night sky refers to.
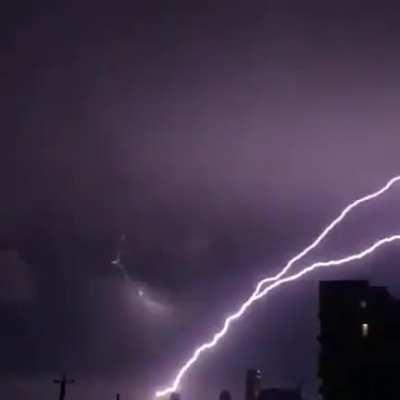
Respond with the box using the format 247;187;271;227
2;2;400;399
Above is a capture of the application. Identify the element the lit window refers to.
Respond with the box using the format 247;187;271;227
360;300;367;309
362;323;369;338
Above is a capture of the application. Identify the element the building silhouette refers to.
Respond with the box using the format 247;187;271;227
219;389;232;400
169;392;181;400
319;280;400;400
245;369;302;400
245;369;262;400
258;388;302;400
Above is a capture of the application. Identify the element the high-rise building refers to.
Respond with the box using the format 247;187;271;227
319;280;400;400
245;369;262;400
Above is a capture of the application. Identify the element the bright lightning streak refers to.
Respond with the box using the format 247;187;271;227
156;234;400;398
253;234;400;300
155;175;400;398
252;176;400;297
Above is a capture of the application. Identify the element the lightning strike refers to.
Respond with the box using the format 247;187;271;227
156;234;400;398
252;175;400;297
155;175;400;398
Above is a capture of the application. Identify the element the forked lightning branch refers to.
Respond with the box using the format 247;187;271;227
155;176;400;398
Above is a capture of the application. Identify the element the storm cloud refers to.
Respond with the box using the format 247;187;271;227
2;1;400;399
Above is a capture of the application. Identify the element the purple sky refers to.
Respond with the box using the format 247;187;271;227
2;1;400;399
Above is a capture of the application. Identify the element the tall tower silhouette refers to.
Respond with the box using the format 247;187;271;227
53;373;75;400
245;369;262;400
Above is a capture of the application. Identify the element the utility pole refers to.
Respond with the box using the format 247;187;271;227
53;373;75;400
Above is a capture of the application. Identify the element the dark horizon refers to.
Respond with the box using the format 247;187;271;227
2;1;400;399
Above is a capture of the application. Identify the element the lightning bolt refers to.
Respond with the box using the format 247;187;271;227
156;234;400;398
155;175;400;398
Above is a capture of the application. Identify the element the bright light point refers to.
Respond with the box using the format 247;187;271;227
360;300;367;309
154;175;400;398
138;289;144;297
362;323;369;338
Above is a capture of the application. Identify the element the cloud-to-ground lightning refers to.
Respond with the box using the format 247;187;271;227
155;175;400;398
156;234;400;397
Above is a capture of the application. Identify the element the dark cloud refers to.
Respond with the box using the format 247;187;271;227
2;1;400;399
0;251;35;302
